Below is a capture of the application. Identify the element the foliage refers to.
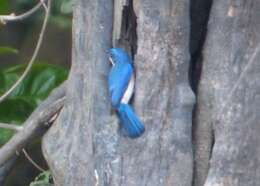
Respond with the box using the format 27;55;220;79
0;0;73;28
0;0;71;184
0;63;68;145
7;0;73;14
0;0;9;14
0;46;18;55
29;171;53;186
60;0;74;14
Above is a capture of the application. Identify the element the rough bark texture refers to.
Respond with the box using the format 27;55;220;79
42;0;195;185
195;0;260;185
42;0;114;185
39;0;260;186
130;1;194;185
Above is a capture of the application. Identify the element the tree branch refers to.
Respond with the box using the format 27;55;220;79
0;82;66;166
0;155;17;185
0;0;47;24
0;123;23;132
0;0;51;104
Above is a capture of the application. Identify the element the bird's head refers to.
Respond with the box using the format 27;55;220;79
109;48;132;66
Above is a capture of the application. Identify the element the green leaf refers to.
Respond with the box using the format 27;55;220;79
49;15;72;29
0;98;35;146
0;63;68;144
0;0;9;14
30;171;53;186
0;46;18;55
60;0;73;14
1;63;68;101
0;98;35;124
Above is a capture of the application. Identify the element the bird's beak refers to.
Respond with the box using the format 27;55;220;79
109;57;115;66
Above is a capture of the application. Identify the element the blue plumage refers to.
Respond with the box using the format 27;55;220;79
117;104;145;138
108;62;132;108
108;48;145;138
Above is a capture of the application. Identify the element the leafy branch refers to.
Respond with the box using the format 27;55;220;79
0;0;51;104
0;0;68;183
0;0;47;24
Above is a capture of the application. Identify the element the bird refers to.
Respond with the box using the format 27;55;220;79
108;48;145;138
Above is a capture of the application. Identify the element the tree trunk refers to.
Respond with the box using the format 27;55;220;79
194;0;260;186
42;0;195;185
42;0;113;185
41;0;260;186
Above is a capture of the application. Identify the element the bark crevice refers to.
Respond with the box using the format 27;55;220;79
194;1;260;186
189;1;213;186
115;0;137;57
189;0;213;93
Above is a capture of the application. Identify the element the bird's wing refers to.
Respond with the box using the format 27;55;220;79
108;63;133;108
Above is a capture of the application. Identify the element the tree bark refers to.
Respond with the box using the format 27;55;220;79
194;0;260;185
130;1;194;185
42;0;114;185
42;0;195;185
40;0;260;186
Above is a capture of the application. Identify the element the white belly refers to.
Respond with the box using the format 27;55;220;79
121;74;134;104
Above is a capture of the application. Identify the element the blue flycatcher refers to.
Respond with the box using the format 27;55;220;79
108;48;145;138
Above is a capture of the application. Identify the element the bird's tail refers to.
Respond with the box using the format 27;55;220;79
117;103;145;138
